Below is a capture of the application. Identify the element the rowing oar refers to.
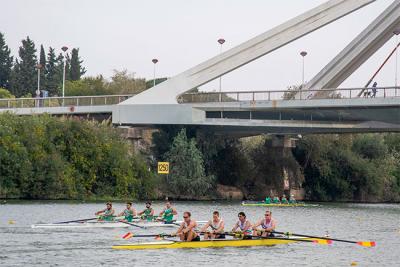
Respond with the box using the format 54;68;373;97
53;217;99;224
273;231;376;247
121;232;174;239
118;220;147;229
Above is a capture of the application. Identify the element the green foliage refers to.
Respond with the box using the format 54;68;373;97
107;69;147;94
164;129;215;198
0;113;154;200
39;45;46;90
293;134;399;202
0;87;14;98
11;36;37;97
45;47;61;96
146;77;168;89
65;76;107;96
69;48;86;81
0;32;13;90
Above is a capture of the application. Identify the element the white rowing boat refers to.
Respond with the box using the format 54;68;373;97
31;220;208;229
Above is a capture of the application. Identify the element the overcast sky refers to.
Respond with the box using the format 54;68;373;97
1;0;399;91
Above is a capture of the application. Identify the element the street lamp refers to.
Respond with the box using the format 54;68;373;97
61;46;68;99
36;63;43;97
218;38;225;94
394;29;400;89
300;51;308;88
152;58;158;87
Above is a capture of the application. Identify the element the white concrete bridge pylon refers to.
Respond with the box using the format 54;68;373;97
120;0;375;105
303;0;400;98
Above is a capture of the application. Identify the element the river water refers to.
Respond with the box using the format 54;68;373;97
0;201;399;267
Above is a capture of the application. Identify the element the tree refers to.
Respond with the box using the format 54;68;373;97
164;129;215;198
69;48;86;80
0;87;14;98
39;45;46;90
0;32;13;89
46;47;60;96
107;69;147;94
11;36;37;97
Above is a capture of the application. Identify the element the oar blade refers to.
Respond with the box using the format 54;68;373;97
356;241;376;247
313;239;333;245
122;232;134;240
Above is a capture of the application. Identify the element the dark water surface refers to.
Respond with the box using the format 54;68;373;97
0;201;399;266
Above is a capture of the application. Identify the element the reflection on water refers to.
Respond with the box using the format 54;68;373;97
0;201;399;266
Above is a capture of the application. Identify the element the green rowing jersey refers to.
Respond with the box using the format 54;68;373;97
265;197;271;204
101;209;114;221
124;209;134;222
272;197;280;204
142;208;153;221
162;208;174;223
281;197;288;204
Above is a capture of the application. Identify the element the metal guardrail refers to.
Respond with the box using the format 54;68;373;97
178;86;400;103
0;95;134;109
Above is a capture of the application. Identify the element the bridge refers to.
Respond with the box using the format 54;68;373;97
1;0;400;135
1;86;399;135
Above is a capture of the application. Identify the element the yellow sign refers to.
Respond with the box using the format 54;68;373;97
158;162;170;174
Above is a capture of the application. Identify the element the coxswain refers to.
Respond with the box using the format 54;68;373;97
138;201;155;221
95;202;115;221
231;212;252;239
175;211;200;241
252;210;276;237
158;201;177;223
118;202;136;222
200;211;225;239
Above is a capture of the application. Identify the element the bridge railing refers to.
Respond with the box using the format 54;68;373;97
178;86;400;103
0;95;134;109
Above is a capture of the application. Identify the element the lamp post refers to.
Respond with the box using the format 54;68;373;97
394;29;400;90
61;46;68;100
152;58;158;87
300;51;308;88
217;38;225;95
36;63;43;97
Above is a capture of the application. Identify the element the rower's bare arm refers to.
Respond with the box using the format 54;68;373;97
200;222;210;232
175;223;184;235
150;209;155;216
217;221;225;233
138;210;144;215
132;209;137;216
172;208;178;215
252;220;262;230
187;221;197;232
117;212;124;217
159;208;165;216
231;222;238;232
95;209;105;215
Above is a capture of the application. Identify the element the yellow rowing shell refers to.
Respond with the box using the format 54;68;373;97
112;237;314;250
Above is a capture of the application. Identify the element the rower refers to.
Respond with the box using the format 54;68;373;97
289;195;297;204
231;212;252;239
272;196;281;204
95;202;115;221
281;195;288;204
252;210;276;237
265;196;271;204
118;202;137;222
138;201;155;221
175;211;200;241
158;201;177;223
200;211;225;240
